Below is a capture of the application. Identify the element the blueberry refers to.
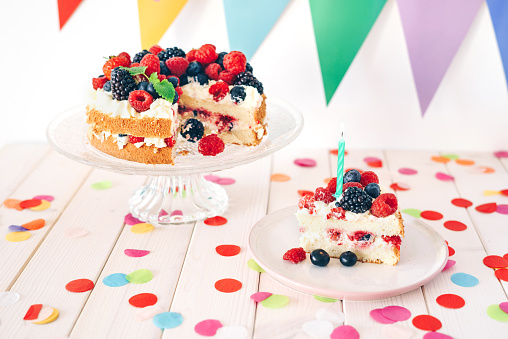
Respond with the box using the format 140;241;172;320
339;251;357;267
246;62;253;73
136;81;148;91
180;118;204;142
186;61;202;76
343;169;361;184
310;249;330;267
137;81;159;100
230;86;246;104
118;134;127;137
160;61;170;76
167;76;179;88
180;75;189;86
103;81;111;92
365;183;380;198
216;52;227;68
172;91;179;104
193;73;209;85
359;234;371;241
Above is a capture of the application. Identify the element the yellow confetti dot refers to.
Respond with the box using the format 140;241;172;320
483;190;500;196
271;173;290;182
34;307;59;324
30;200;51;211
131;223;154;234
5;232;31;242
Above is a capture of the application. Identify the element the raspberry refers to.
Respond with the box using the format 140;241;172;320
103;56;130;80
165;57;189;77
118;52;131;66
129;136;144;144
205;63;222;81
314;187;335;204
149;45;164;55
298;194;315;212
140;54;160;76
218;70;237;85
223;51;247;75
360;171;379;187
283;247;306;264
327;228;341;241
208;81;229;102
133;50;150;64
371;193;398;217
381;235;401;250
343;182;363;191
186;49;198;62
325;177;337;194
128;90;153;112
349;231;371;242
164;137;176;147
195;44;218;64
326;207;345;220
92;76;108;90
175;86;183;99
157;74;167;81
198;134;225;156
130;63;140;68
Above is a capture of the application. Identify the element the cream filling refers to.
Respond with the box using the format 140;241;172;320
301;230;394;250
93;131;170;150
179;110;264;137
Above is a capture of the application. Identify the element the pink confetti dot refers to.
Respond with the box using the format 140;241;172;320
423;333;453;339
170;210;183;216
442;259;456;271
194;319;223;336
398;168;417;175
204;175;220;182
33;195;54;202
500;302;508;314
381;306;411;321
435;172;454;181
124;249;150;258
363;157;383;167
496;205;508;215
216;178;236;185
124;213;142;226
250;292;272;302
494;151;508;158
370;309;396;324
331;325;359;339
294;158;317;167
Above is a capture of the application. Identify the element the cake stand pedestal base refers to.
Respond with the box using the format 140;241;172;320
128;174;228;225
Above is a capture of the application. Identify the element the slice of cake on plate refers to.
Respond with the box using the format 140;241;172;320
296;169;404;265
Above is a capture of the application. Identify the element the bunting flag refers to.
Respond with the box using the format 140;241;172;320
397;0;483;115
138;0;188;50
223;0;290;61
486;0;508;90
57;0;84;29
309;0;387;105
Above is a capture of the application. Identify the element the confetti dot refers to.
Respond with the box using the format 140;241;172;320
330;325;360;339
0;291;20;306
496;205;508;215
421;210;443;220
398;168;417;175
316;308;345;325
412;315;442;331
124;213;142;225
270;173;290;182
494;151;508;158
381;306;411;321
33;195;54;202
247;259;265;273
214;278;242;293
6;232;31;242
216;178;235;185
476;203;497;213
215;244;241;257
65;279;94;293
451;198;473;208
204;175;220;182
390;183;410;191
216;325;248;339
476;166;495;174
302;320;334;337
124;249;150;257
431;156;450;163
24;304;43;320
444;220;467;231
103;273;129;287
169;210;182;217
370;309;396;324
136;305;164;322
435;172;454;181
436;294;465;309
451;272;478;287
3;199;23;210
442;153;459;160
63;227;89;238
442;260;456;271
250;292;272;302
455;159;474;166
22;219;45;230
423;333;454;339
313;295;338;303
495;269;508;282
500;302;508;314
204;216;228;226
501;190;508;197
294;158;316;167
364;157;383;168
486;304;508;322
195;319;223;336
19;199;42;209
33;307;59;324
126;269;153;284
504;253;508;261
30;200;51;211
448;246;455;257
129;293;157;308
330;149;338;155
401;208;421;218
298;190;314;197
260;294;289;309
28;305;54;323
8;225;28;232
91;180;112;190
153;312;183;329
483;255;508;269
131;223;154;234
484;190;500;196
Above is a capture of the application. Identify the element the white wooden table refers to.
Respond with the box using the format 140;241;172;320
0;144;507;339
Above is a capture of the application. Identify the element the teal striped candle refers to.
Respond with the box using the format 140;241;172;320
334;124;345;199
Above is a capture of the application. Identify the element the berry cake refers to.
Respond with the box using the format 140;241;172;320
86;44;267;164
296;170;404;265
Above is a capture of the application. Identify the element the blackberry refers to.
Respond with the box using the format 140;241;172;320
230;86;246;104
133;50;150;64
193;73;209;85
246;62;253;73
186;61;202;76
160;61;170;76
180;118;204;143
337;187;372;214
111;67;136;101
157;47;186;63
234;71;263;94
216;52;227;68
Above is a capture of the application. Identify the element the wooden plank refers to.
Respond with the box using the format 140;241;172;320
0;150;91;291
0;169;146;338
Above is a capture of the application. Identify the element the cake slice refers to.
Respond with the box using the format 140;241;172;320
296;170;404;265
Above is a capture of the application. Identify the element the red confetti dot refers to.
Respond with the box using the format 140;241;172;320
128;293;158;308
475;203;497;213
412;314;442;331
23;304;42;320
495;269;508;282
330;149;338;155
364;157;383;168
390;183;410;191
215;244;241;257
436;294;465;309
504;253;508;261
448;246;455;257
451;198;473;208
443;220;467;231
214;278;242;293
483;255;508;269
298;190;314;197
500;190;508;197
204;216;228;226
65;279;95;293
421;210;444;221
19;199;42;209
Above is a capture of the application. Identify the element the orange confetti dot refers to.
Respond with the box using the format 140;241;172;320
431;156;450;163
436;294;465;309
390;183;410;191
270;173;290;182
65;279;95;293
215;245;241;257
297;190;314;197
475;203;497;213
19;199;42;209
129;293;158;308
214;278;242;293
412;314;442;331
495;269;508;282
324;177;333;184
22;219;45;230
204;216;228;226
478;166;495;173
3;199;23;211
455;159;475;166
483;255;508;269
451;198;473;208
420;210;443;220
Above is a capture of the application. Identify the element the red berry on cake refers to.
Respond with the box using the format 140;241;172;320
149;45;164;55
118;52;131;66
298;194;316;214
130;62;140;68
198;134;225;156
129;135;145;144
103;55;130;80
218;70;237;85
325;177;337;194
195;44;218;64
283;247;306;264
128;90;154;112
140;54;161;76
314;187;335;204
157;74;167;81
165;57;189;77
223;51;247;75
370;193;398;218
326;207;346;220
205;63;223;81
164;137;176;147
360;171;379;187
208;81;229;102
186;49;198;62
343;182;363;191
92;76;108;90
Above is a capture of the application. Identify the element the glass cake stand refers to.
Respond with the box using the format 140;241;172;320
47;97;303;225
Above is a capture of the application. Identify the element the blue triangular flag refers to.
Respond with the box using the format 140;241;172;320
487;0;508;90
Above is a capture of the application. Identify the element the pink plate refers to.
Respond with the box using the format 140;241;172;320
248;206;448;301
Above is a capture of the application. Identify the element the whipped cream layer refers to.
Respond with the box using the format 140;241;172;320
92;130;170;150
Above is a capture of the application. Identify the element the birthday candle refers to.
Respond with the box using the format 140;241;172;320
334;123;345;199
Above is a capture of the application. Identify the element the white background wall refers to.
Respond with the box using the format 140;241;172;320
1;0;507;151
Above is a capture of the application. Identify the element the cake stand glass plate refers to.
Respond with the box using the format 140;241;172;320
248;206;448;301
47;97;303;225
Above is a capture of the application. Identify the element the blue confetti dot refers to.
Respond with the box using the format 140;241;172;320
103;273;129;287
451;272;479;287
8;225;28;232
153;312;183;329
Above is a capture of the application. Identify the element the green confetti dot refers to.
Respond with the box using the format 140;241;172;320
487;304;508;322
247;259;265;273
126;269;153;284
401;208;422;218
91;180;113;190
313;295;338;303
442;154;460;160
260;294;289;308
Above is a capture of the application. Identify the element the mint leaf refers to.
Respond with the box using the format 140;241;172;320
120;66;147;76
149;72;160;84
153;80;175;102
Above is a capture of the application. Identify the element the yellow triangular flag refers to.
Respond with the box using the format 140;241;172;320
138;0;188;49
